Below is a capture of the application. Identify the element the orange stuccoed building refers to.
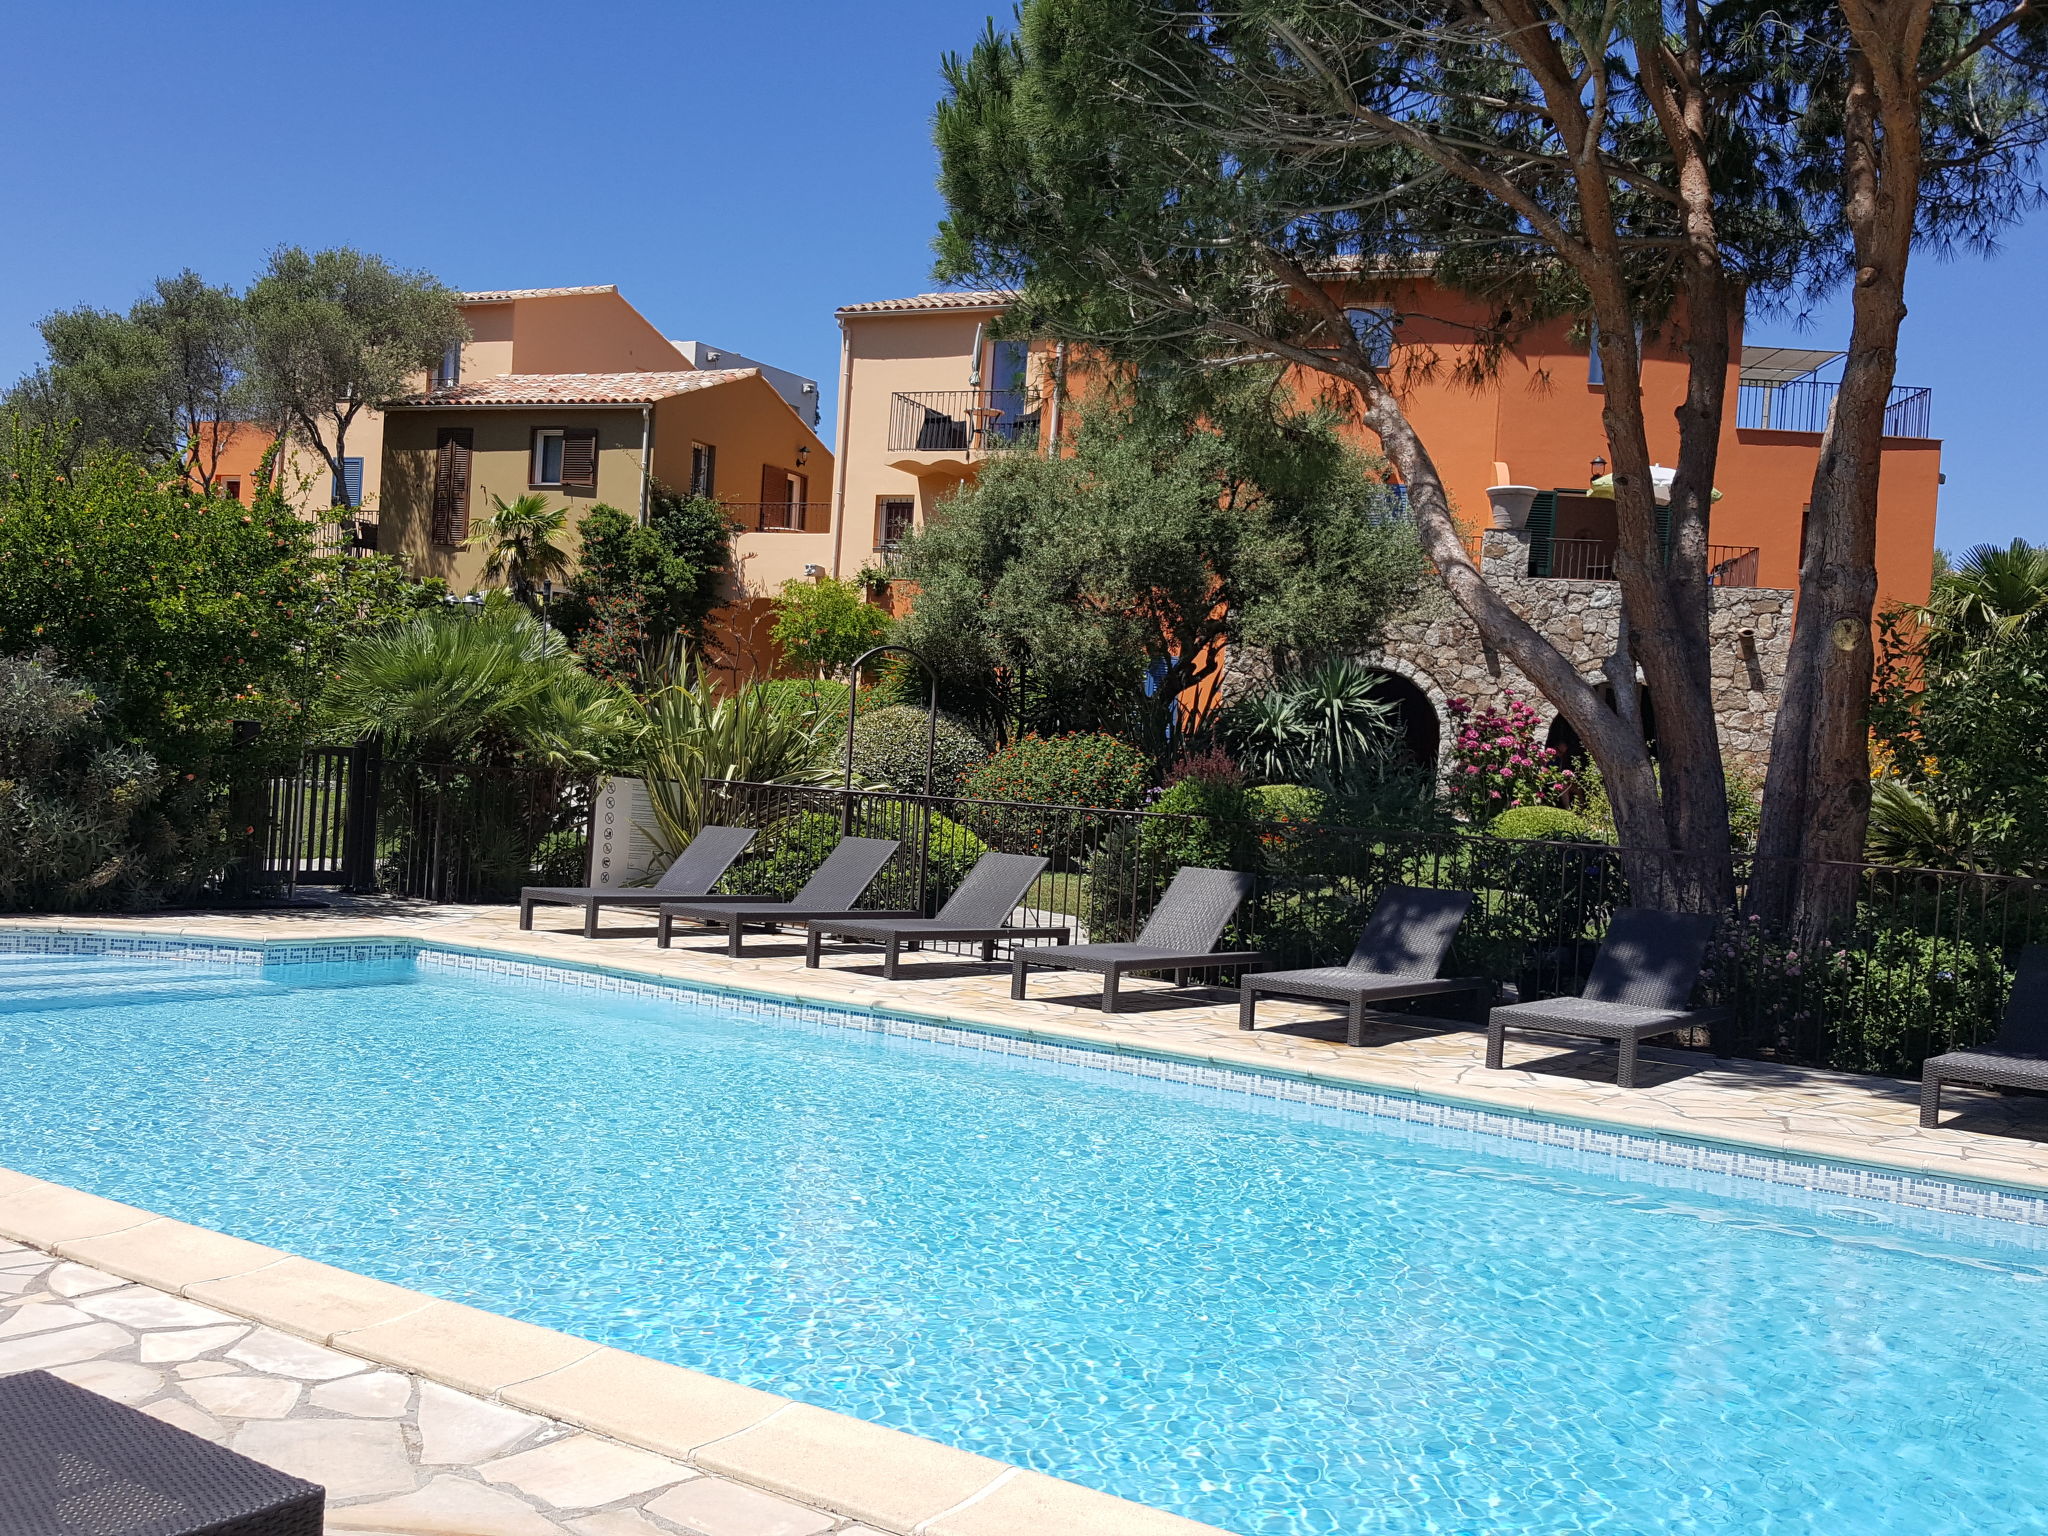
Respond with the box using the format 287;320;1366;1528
827;285;1942;772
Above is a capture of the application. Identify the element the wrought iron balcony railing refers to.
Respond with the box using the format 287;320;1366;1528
721;501;833;532
887;389;1041;455
1533;538;1763;587
1737;379;1933;438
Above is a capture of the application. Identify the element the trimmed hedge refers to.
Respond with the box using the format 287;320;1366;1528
959;732;1152;861
963;732;1150;811
1488;805;1596;843
849;705;987;793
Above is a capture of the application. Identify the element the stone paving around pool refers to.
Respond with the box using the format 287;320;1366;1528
0;1240;874;1536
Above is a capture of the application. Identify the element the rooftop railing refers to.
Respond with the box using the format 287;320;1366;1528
1737;379;1933;438
887;389;1041;455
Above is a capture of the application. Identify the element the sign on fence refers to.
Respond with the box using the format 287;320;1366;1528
589;777;662;889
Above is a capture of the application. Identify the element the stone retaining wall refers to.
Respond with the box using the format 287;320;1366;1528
1368;529;1791;772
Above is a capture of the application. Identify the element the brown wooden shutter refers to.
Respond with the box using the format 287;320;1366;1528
431;427;473;544
759;464;787;529
561;427;599;490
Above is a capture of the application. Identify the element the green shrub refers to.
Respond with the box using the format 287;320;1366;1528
963;732;1150;811
1247;784;1329;825
748;678;852;721
1488;805;1596;842
1139;774;1259;871
849;706;987;793
959;732;1153;860
0;654;194;911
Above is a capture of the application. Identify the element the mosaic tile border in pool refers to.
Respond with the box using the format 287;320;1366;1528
14;926;2048;1231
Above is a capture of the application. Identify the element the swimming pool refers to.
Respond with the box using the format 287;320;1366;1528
2;941;2045;1535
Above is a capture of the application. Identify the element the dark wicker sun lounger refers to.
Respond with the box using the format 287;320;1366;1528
657;835;901;956
1240;885;1484;1046
0;1368;324;1535
520;824;757;938
804;851;1066;977
1484;907;1728;1087
1920;944;2048;1128
1011;866;1262;1013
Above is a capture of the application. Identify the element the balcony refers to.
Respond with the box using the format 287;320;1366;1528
722;501;832;533
1736;379;1933;438
1534;539;1761;587
887;389;1041;456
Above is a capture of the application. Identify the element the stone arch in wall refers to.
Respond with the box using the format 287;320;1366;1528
1359;654;1447;773
1545;683;1660;766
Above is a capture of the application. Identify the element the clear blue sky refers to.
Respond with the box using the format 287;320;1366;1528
1;0;2040;553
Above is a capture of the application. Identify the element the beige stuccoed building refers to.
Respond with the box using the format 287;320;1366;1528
213;285;835;672
827;290;1059;589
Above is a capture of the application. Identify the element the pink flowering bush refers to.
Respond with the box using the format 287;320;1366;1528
1443;693;1576;822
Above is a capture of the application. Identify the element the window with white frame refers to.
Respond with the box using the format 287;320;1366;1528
690;442;717;497
531;429;566;486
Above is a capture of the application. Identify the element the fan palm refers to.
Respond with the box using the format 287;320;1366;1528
478;492;572;605
1917;540;2048;666
320;605;631;768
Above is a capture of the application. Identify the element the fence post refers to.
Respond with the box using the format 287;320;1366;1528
340;737;383;893
226;720;271;902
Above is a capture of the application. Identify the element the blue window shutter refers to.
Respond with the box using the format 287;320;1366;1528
333;457;364;506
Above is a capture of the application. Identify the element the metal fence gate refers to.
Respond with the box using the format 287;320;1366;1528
262;744;592;903
263;745;381;895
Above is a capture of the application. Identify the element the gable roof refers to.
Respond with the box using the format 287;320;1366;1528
457;285;619;304
392;368;759;407
837;290;1015;316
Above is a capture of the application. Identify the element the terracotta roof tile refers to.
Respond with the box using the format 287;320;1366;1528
457;285;619;303
392;369;759;407
837;290;1016;316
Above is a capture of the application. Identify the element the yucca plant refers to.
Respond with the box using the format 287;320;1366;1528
320;604;631;768
1223;658;1402;789
629;644;842;856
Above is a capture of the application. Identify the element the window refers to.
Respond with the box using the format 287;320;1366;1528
531;429;566;486
877;497;914;549
332;457;364;507
435;343;462;389
690;442;717;498
1587;320;1645;386
533;427;597;490
1344;306;1395;369
220;478;242;504
430;429;473;544
987;339;1029;394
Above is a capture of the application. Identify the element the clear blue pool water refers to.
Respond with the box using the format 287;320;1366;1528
3;948;2047;1534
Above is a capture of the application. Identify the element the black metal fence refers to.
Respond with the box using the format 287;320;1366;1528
264;746;592;904
705;779;2046;1081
